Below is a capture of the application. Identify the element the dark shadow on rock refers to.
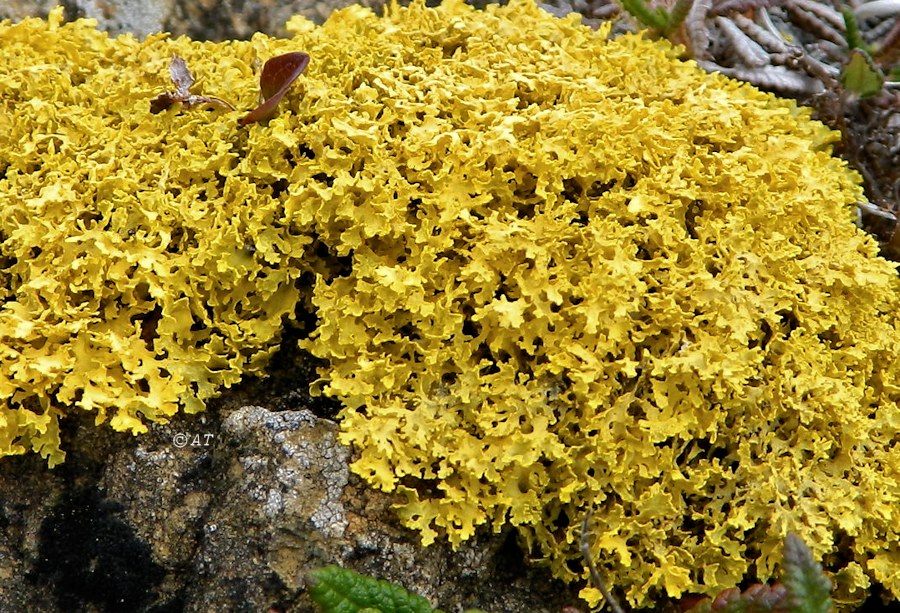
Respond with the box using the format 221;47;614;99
32;487;167;613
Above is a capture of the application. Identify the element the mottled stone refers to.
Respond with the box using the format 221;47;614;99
0;0;58;23
0;398;581;612
71;0;175;38
0;0;387;39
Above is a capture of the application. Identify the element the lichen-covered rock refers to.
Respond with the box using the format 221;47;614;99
199;406;350;600
1;1;898;609
0;402;578;612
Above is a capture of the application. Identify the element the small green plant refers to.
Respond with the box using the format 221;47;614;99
618;0;695;36
149;55;235;114
307;565;485;613
308;529;833;613
648;533;831;613
840;49;885;99
838;9;885;99
781;533;833;613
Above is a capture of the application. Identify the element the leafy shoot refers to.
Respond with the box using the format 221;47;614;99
149;55;235;114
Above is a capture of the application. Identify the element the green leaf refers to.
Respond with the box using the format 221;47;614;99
620;0;670;30
663;0;695;35
840;49;884;98
841;9;870;53
308;566;437;613
782;533;833;613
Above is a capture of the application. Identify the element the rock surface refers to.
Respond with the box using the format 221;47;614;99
0;337;584;612
0;0;385;39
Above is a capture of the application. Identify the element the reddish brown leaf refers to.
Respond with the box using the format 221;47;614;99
239;52;310;126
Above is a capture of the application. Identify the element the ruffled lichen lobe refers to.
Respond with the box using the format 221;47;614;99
0;2;898;609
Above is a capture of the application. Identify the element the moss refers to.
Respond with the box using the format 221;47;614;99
1;1;898;609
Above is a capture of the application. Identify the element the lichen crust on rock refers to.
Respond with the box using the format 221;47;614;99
1;1;899;609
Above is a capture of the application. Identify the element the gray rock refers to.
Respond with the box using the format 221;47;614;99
0;0;59;23
0;397;582;612
71;0;175;38
188;406;350;608
0;0;387;39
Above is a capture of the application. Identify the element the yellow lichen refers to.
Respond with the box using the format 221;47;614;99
0;8;315;466
1;1;898;609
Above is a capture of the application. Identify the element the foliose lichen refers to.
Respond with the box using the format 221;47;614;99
1;1;898;609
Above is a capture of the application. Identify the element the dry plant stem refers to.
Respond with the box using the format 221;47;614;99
752;9;841;86
714;16;770;66
710;0;770;17
783;49;841;88
784;1;847;47
789;0;846;31
685;0;714;58
593;3;621;20
580;511;626;613
703;61;819;92
866;16;898;41
700;12;822;94
855;0;900;21
858;200;897;220
735;12;790;53
873;19;900;65
667;0;696;34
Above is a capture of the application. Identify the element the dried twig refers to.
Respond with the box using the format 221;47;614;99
784;1;847;47
685;0;714;59
854;0;900;21
714;16;771;67
580;510;627;613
